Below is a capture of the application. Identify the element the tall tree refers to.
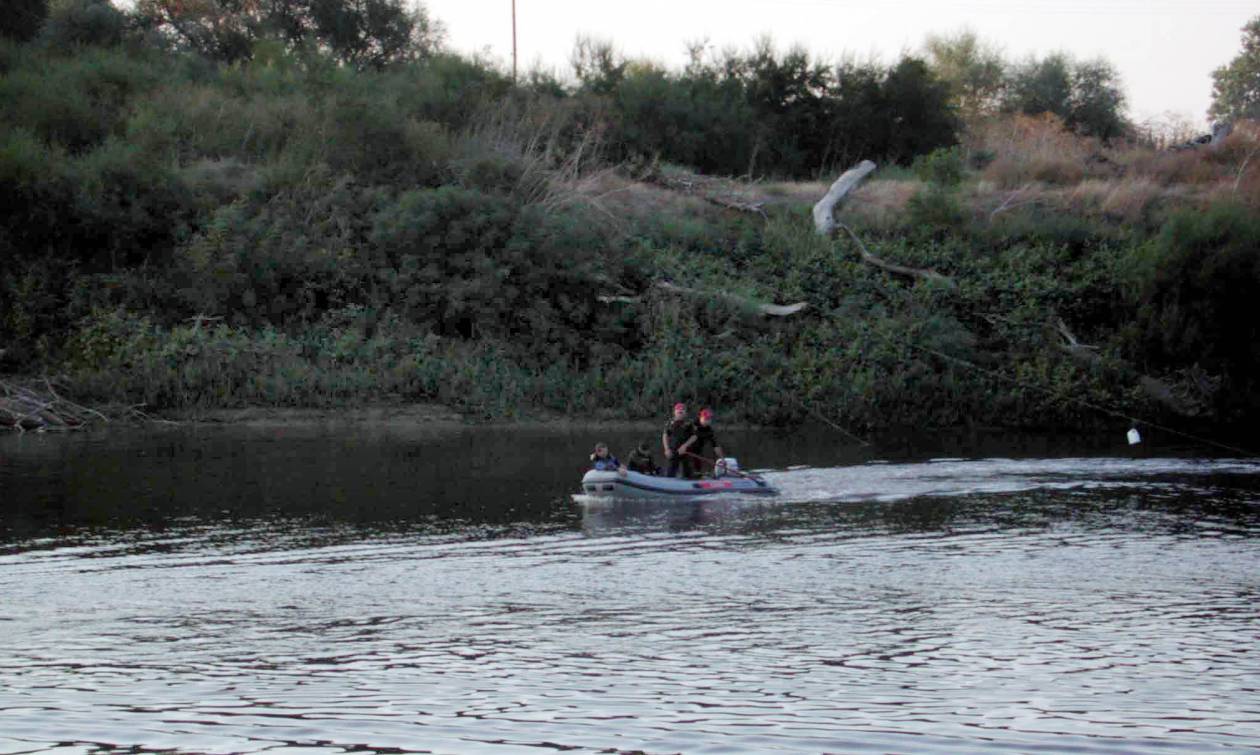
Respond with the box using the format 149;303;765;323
1003;52;1127;140
1004;53;1072;119
923;29;1005;121
134;0;443;68
880;57;960;164
1068;58;1127;139
571;35;626;95
1209;16;1260;122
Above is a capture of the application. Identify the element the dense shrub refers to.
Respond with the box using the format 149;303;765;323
132;0;443;69
580;39;959;177
1127;203;1260;415
1001;53;1127;140
0;45;162;151
3;6;1258;432
41;0;127;48
913;145;966;186
369;186;608;362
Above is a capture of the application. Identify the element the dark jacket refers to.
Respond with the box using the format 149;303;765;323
692;423;720;457
663;418;695;451
627;447;659;475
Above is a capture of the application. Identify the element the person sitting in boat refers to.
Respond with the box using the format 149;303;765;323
589;443;626;474
662;402;696;479
626;443;659;475
678;407;725;477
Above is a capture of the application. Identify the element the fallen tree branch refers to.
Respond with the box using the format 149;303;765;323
813;161;955;287
1050;316;1205;418
837;223;956;289
640;165;768;217
600;282;808;317
812;160;877;236
657;281;807;317
44;377;110;425
0;378;164;431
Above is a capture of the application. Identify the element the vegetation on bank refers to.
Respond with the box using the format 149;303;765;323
2;1;1260;433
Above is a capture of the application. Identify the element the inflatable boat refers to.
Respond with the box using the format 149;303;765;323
578;468;777;499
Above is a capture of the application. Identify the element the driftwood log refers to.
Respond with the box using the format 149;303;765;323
0;379;107;432
813;161;955;287
640;164;768;217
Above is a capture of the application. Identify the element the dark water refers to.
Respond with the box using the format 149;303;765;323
1;425;1259;753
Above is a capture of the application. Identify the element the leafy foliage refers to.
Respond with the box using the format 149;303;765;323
1127;203;1260;416
133;0;443;68
575;38;960;177
1002;52;1127;140
42;0;127;48
1210;16;1260;122
2;4;1256;432
922;29;1005;121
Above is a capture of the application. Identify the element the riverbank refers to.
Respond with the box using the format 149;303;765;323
0;384;775;433
3;23;1258;435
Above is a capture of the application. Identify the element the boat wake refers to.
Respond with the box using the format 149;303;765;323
756;456;1260;505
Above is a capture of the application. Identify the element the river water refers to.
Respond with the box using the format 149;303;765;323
1;425;1258;753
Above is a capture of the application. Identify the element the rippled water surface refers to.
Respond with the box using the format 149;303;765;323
1;426;1259;753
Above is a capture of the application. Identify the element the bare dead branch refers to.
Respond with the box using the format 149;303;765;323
814;161;956;288
812;160;877;235
1050;315;1203;417
654;281;808;318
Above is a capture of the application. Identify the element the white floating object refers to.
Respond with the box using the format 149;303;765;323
1127;427;1142;445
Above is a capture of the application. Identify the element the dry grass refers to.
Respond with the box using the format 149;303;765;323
563;117;1260;234
572;169;717;232
972;113;1099;189
1062;178;1166;223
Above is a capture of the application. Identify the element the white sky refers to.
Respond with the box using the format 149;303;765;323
421;0;1256;129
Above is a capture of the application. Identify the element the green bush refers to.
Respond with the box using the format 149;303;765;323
369;186;607;362
1127;203;1260;413
70;137;193;268
906;187;965;236
41;0;126;49
913;146;966;187
0;46;160;151
0;128;78;263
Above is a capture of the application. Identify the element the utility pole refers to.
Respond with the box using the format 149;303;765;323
512;0;518;83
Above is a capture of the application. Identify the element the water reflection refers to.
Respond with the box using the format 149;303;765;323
2;427;1260;752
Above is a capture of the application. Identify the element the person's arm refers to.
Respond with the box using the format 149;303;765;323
678;433;698;455
662;428;672;458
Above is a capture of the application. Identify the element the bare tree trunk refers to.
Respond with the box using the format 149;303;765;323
812;160;877;236
813;161;955;287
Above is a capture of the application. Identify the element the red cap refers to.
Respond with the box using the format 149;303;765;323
699;408;713;420
673;402;686;412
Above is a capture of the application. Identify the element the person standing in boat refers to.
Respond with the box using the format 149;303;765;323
680;407;725;476
662;402;696;479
